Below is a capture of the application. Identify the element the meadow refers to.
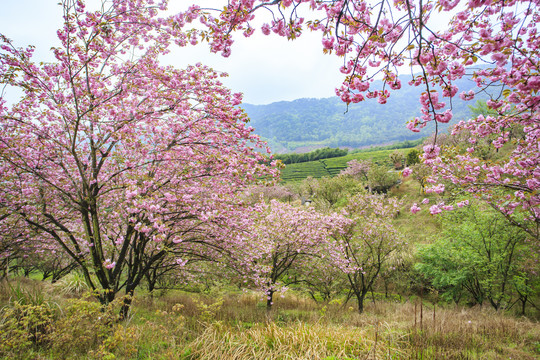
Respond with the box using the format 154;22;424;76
1;277;539;359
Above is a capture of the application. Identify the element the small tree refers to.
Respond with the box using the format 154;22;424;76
366;165;399;193
405;149;420;166
333;194;405;313
236;200;344;310
311;176;360;209
389;151;405;170
300;257;349;303
411;163;432;192
340;159;371;182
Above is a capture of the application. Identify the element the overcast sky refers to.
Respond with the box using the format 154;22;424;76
1;0;345;105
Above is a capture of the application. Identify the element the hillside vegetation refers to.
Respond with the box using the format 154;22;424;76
2;142;539;359
1;279;538;359
280;148;404;182
243;78;483;153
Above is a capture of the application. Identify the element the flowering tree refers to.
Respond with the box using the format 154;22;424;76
182;0;539;239
340;159;371;181
233;200;346;310
0;0;275;315
333;194;405;313
243;184;297;204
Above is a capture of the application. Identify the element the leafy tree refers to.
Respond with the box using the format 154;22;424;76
297;176;320;202
468;100;499;118
366;165;399;194
410;163;432;192
389;151;405;170
311;175;360;209
0;0;274;316
300;257;349;303
405;149;420;166
416;205;536;310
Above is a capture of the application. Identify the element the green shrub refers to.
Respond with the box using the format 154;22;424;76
0;302;55;358
47;295;121;357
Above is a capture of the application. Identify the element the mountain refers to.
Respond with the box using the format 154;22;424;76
242;77;483;153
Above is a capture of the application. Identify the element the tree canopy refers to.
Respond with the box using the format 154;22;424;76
0;0;276;315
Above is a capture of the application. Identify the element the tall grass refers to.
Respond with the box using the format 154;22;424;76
0;279;538;359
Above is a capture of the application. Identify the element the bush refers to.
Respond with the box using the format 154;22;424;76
0;302;55;358
366;165;400;193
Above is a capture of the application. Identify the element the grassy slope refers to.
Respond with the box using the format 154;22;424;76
1;279;538;359
280;148;407;182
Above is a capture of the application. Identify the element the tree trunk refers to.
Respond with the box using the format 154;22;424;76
356;291;366;314
520;296;527;316
120;288;135;320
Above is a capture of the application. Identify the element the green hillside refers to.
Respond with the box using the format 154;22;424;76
280;148;408;182
243;77;485;153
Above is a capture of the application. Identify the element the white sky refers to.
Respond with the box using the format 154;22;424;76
0;0;345;105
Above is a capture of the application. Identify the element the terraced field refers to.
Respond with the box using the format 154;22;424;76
280;148;410;182
280;161;331;182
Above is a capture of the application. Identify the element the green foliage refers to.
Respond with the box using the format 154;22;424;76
415;205;535;310
405;148;420;166
0;302;55;358
468;99;499;117
389;150;405;169
310;176;362;209
274;147;348;164
47;295;122;357
410;163;431;191
193;297;224;323
366;165;400;193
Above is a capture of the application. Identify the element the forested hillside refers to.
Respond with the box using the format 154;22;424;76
243;77;483;153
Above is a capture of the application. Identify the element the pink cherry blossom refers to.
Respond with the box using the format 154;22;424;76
402;167;412;177
410;203;421;214
430;205;442;215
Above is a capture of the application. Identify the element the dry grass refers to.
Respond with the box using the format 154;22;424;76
0;279;538;359
187;322;376;360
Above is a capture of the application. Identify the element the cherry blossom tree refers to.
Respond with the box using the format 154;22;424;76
243;184;297;204
181;0;539;239
232;200;347;310
340;159;371;181
333;194;406;313
0;0;276;316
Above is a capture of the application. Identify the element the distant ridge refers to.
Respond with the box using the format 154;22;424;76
242;76;483;154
